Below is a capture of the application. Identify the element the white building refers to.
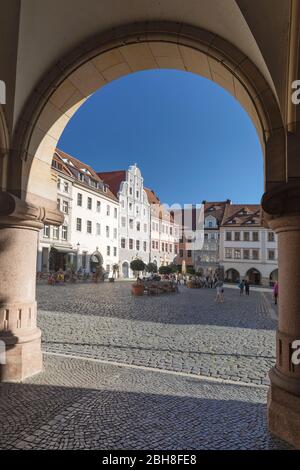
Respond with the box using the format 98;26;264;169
219;204;278;286
37;149;119;276
98;164;151;278
145;188;179;268
194;201;229;276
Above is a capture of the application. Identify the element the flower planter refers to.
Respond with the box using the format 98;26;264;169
131;284;144;296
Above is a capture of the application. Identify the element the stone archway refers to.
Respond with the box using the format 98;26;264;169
2;19;300;448
7;22;285;210
225;268;240;283
245;268;261;285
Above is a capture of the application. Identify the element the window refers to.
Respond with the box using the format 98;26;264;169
106;226;110;238
225;248;232;259
129;203;132;211
268;249;275;260
82;252;87;269
121;217;126;227
62;200;69;214
79;172;84;182
136;190;139;198
179;249;184;258
252;249;259;260
143;241;147;252
63;181;69;193
136;240;140;251
170;226;173;235
234;232;240;241
208;221;213;228
162;242;165;252
204;233;208;240
144;223;147;233
62;226;68;240
156;241;159;250
268;232;275;242
175;245;178;254
87;197;92;210
129;187;133;195
114;207;117;218
129;239;133;249
57;198;61;210
121;238;126;249
96;223;101;236
234;249;241;259
96;200;101;212
44;225;50;238
57;178;61;190
187;250;192;258
226;232;232;241
243;249;250;259
87;221;92;234
244;232;250;241
76;218;82;232
152;241;155;249
53;226;59;239
107;246;110;256
136;221;140;231
106;205;110;216
77;193;82;207
106;264;110;273
170;245;172;253
113;247;117;257
113;228;117;239
129;219;133;229
253;232;259;242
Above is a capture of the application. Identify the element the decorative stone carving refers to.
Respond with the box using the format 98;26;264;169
0;191;64;228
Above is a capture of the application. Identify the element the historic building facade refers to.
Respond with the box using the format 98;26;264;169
219;204;278;286
98;165;151;278
37;149;119;276
194;201;229;276
145;188;179;268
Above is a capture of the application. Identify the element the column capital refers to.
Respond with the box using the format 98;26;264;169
262;182;300;232
0;191;63;230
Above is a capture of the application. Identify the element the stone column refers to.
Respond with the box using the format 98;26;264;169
262;183;300;448
0;192;63;381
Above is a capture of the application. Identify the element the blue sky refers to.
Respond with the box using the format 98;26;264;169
58;69;263;206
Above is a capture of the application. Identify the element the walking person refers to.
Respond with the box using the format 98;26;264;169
239;279;245;295
273;281;279;305
245;280;250;296
215;279;224;303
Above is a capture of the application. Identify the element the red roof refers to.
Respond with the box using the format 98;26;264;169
97;170;127;196
221;204;261;226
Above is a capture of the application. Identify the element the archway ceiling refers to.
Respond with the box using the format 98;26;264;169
12;0;289;129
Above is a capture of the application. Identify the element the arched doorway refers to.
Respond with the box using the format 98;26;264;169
122;261;129;279
225;268;240;283
269;269;278;286
90;251;103;273
246;268;261;285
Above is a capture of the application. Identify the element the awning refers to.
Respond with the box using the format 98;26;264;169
51;245;77;254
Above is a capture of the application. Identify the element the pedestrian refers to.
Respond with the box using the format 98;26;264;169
273;281;279;305
215;279;224;303
239;279;245;295
245;280;250;296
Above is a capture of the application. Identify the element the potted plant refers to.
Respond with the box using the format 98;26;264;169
130;259;146;295
109;263;119;282
146;262;158;275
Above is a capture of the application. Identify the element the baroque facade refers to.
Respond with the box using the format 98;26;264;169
98;165;151;278
37;149;119;276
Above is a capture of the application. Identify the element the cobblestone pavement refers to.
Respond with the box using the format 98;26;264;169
37;283;277;385
1;283;288;450
0;355;291;450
